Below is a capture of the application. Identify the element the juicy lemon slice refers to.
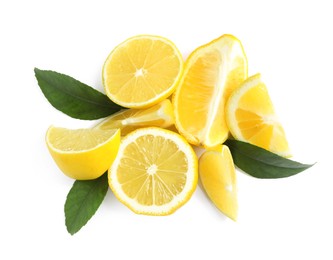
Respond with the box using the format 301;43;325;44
108;127;198;215
199;145;238;221
226;73;290;157
95;99;174;135
103;35;183;109
46;126;120;180
173;34;247;147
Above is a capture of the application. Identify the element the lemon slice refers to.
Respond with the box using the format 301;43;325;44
199;145;238;220
103;35;183;109
95;99;174;135
173;34;247;147
108;127;198;215
46;126;120;180
226;73;290;156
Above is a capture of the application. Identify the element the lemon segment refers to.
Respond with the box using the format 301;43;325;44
226;74;290;156
173;34;247;148
199;145;238;220
95;99;174;135
108;127;198;215
46;127;121;180
103;35;183;109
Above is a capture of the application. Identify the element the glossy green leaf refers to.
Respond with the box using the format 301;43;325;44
34;68;122;119
225;139;314;179
65;173;108;235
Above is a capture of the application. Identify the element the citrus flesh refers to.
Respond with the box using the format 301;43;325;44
226;74;290;156
108;127;198;215
95;99;174;135
199;145;237;221
46;126;120;180
173;34;247;147
103;35;183;109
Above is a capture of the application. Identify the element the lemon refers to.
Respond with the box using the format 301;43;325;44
108;127;198;215
226;73;290;156
173;34;247;148
95;99;174;135
46;126;120;180
199;145;238;221
103;35;183;109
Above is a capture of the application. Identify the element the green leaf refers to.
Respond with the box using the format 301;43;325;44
65;173;108;235
34;68;122;120
225;139;314;179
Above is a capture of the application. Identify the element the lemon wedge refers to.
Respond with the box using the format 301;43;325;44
95;99;174;135
173;34;247;147
226;74;290;156
199;145;238;220
46;126;120;180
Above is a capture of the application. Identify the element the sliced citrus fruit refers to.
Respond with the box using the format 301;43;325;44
95;99;174;135
199;145;237;220
173;34;247;147
103;35;183;109
226;73;290;157
108;127;198;215
46;126;120;180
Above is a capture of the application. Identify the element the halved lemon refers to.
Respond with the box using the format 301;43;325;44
173;34;247;147
199;145;237;221
108;127;198;215
95;99;174;135
103;35;183;109
226;73;290;157
46;126;120;180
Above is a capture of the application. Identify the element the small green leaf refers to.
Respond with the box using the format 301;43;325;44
34;68;122;120
225;139;314;179
65;173;108;235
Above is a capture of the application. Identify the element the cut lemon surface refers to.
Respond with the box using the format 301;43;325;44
46;126;120;180
199;145;237;221
95;99;174;135
108;127;198;215
226;73;290;157
173;34;247;147
103;35;183;109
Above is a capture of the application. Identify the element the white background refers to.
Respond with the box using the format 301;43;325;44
1;0;332;259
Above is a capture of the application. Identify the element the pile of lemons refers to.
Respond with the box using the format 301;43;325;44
46;34;289;220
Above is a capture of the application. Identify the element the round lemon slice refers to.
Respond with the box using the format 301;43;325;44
108;127;198;215
103;35;183;109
